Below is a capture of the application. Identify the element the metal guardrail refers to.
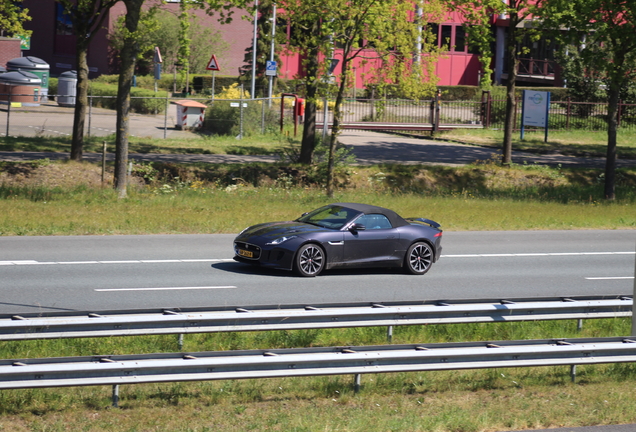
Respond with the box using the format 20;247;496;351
2;336;636;390
1;295;631;341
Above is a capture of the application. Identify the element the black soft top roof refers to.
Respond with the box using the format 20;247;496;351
331;202;410;228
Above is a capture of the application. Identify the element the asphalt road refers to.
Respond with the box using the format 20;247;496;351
0;230;633;314
1;103;635;168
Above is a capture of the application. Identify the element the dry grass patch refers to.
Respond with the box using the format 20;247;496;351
0;160;112;188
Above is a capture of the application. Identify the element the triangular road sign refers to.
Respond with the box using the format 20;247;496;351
206;54;220;71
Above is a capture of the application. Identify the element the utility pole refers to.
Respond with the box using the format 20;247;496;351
251;0;259;99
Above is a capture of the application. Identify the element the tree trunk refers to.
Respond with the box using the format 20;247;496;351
502;13;519;166
604;85;620;200
114;0;143;199
326;56;348;198
299;22;321;165
70;45;89;161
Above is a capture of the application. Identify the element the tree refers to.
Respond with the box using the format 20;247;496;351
114;0;145;198
538;0;636;200
111;9;228;76
57;0;119;161
113;0;249;198
0;0;31;36
280;0;445;195
452;0;540;166
238;0;283;97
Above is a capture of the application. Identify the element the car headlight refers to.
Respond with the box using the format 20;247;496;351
266;235;297;245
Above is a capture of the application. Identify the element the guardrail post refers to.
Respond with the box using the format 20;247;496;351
112;385;120;407
570;365;576;383
178;334;184;350
387;326;393;343
577;319;583;331
354;374;361;393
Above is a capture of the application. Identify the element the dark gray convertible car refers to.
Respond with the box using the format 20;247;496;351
233;202;442;277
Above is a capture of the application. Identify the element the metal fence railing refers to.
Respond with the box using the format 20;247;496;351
1;295;631;341
1;93;634;142
0;94;292;140
4;336;636;392
0;295;633;404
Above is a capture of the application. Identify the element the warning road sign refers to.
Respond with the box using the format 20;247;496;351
206;54;220;71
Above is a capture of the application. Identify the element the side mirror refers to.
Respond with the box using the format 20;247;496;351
349;223;366;232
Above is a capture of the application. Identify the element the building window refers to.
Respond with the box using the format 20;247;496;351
455;26;466;52
429;24;471;54
55;3;76;56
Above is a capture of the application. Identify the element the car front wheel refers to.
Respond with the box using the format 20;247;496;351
405;242;433;275
294;244;325;277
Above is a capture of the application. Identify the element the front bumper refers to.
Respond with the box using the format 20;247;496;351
233;241;295;271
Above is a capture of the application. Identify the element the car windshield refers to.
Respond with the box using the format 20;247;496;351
297;205;362;230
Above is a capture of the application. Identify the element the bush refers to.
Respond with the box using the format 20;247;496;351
88;82;169;114
438;86;481;101
192;75;239;96
204;100;281;136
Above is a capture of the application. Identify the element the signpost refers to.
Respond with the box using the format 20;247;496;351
153;47;162;93
206;54;220;100
206;55;220;71
521;90;550;142
266;60;277;77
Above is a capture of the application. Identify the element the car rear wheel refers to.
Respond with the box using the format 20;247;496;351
294;244;324;277
405;242;433;275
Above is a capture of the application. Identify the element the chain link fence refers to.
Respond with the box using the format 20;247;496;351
1;92;634;140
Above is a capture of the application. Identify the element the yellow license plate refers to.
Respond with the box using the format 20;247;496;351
238;249;253;258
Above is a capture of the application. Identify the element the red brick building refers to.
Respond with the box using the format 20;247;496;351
18;1;557;89
0;37;22;71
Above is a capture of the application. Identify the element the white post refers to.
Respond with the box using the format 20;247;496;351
251;0;259;100
268;3;276;107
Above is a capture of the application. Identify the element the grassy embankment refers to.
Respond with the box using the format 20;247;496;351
0;129;635;431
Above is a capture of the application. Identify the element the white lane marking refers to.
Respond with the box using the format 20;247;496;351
0;259;235;266
95;286;237;292
1;252;633;266
442;252;635;258
585;277;634;280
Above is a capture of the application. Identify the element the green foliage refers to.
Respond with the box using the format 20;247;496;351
555;45;607;115
238;0;286;97
110;7;228;76
0;0;31;37
203;84;280;136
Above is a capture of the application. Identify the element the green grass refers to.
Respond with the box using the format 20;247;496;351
1;178;636;236
439;128;636;160
3;127;636;160
0;133;292;156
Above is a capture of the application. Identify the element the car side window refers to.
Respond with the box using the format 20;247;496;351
356;214;392;230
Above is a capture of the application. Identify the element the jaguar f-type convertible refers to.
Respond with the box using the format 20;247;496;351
233;202;442;277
